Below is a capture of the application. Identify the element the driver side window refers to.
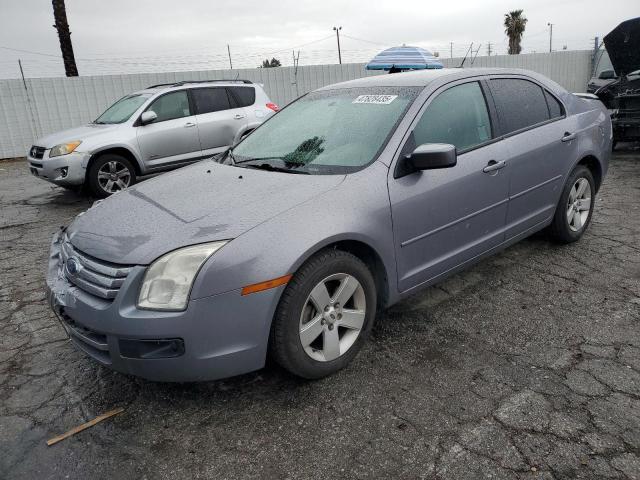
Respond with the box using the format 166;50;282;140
410;82;492;153
147;91;191;123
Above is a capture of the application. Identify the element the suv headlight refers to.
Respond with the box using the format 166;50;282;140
137;241;228;311
49;141;82;157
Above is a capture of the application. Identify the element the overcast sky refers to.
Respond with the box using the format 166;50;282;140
0;0;636;78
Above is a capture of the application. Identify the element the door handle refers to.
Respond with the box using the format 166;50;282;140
482;160;506;173
561;132;576;142
234;114;245;120
184;122;196;128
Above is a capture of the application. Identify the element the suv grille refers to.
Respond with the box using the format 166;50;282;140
30;145;45;159
61;236;132;300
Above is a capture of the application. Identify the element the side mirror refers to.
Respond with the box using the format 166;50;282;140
406;143;457;171
140;111;157;125
598;70;615;80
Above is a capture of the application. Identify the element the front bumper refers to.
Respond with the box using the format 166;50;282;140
27;150;89;187
45;232;283;382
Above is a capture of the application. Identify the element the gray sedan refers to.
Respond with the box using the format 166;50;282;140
46;68;612;381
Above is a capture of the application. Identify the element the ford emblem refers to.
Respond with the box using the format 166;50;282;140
66;257;82;275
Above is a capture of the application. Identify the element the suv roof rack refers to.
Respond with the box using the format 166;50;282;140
146;79;253;88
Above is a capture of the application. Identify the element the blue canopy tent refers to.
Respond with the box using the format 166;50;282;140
366;45;444;71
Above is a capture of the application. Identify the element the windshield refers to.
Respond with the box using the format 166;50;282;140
95;93;151;124
231;87;419;174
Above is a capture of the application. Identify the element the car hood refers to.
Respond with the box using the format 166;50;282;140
66;161;345;265
604;17;640;75
35;123;120;149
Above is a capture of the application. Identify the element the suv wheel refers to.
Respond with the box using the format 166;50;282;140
269;249;377;379
87;154;136;198
549;165;595;243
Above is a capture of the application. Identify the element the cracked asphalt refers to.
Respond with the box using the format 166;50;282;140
1;149;639;480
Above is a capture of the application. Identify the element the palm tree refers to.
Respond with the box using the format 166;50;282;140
504;10;528;55
52;0;78;76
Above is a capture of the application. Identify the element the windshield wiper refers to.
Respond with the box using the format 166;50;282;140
242;163;309;175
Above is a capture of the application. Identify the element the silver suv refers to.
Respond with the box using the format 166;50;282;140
27;80;278;197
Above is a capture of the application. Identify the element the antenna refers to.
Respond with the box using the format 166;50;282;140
458;43;473;68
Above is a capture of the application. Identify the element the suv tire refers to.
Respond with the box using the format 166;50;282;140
87;154;136;198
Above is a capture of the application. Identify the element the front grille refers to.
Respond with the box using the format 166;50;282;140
60;236;132;300
30;145;45;159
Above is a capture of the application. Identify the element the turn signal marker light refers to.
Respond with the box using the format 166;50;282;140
241;274;292;296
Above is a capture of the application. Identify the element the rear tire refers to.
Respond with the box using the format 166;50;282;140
549;165;595;244
87;154;136;198
269;249;377;379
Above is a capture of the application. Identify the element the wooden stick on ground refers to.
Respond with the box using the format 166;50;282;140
46;407;124;446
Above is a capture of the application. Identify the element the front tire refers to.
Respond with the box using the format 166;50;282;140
269;249;377;379
87;154;136;198
549;165;595;243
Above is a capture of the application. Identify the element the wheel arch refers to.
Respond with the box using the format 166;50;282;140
575;154;603;193
85;146;143;178
290;237;392;310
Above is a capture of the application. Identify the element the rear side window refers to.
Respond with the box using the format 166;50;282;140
410;81;492;152
148;91;191;122
229;87;256;107
192;88;232;114
490;79;550;134
544;90;564;119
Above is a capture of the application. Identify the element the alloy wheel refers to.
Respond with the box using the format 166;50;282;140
566;177;591;232
299;273;366;362
97;160;131;194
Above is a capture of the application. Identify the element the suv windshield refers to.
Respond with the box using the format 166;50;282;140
95;93;152;124
231;87;419;174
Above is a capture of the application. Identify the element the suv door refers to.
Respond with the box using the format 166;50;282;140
389;80;511;292
136;90;201;169
190;87;248;155
488;77;576;238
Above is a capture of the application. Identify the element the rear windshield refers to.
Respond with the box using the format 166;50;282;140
95;93;151;124
231;87;420;174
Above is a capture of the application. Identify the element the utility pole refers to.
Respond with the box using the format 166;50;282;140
547;23;553;52
592;37;600;76
227;44;233;69
18;59;40;139
487;42;493;56
51;0;78;77
333;26;342;64
450;42;453;59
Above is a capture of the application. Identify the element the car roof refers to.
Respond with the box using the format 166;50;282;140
317;67;543;90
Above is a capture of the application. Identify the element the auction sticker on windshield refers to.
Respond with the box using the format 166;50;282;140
352;95;398;104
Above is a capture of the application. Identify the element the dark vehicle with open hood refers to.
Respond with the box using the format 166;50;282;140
595;17;640;146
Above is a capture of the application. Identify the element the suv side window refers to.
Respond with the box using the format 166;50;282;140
147;90;191;122
228;86;256;107
410;81;492;152
192;88;232;115
544;90;564;119
490;78;550;134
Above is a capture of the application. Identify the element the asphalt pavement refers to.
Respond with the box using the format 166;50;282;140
1;149;639;479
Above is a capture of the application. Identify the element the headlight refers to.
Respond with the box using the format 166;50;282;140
49;141;82;157
137;241;228;311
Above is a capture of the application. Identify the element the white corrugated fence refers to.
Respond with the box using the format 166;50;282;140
0;50;593;159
